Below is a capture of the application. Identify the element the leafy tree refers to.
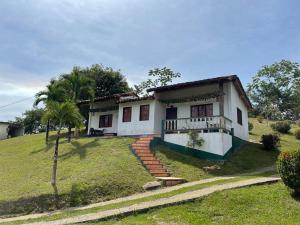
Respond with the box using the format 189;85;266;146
248;60;300;120
34;79;67;144
134;67;181;96
21;108;45;134
83;64;132;97
42;101;83;197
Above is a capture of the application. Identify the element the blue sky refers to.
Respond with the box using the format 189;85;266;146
0;0;300;121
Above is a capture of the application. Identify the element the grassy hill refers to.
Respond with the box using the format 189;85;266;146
0;133;153;215
86;118;300;225
93;182;300;225
1;117;299;216
249;118;300;151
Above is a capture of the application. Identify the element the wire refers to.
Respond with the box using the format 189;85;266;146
0;97;34;110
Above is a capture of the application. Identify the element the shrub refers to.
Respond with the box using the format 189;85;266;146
270;121;291;134
261;133;280;151
187;130;204;149
257;116;263;123
69;183;89;206
277;150;300;194
297;120;300;127
248;122;253;132
295;129;300;140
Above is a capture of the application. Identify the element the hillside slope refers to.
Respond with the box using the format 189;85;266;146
155;117;300;181
0;134;153;215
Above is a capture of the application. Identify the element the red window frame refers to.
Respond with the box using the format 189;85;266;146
99;114;112;128
122;107;132;122
191;104;213;117
140;105;150;121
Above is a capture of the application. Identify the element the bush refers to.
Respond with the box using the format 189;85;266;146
248;122;253;132
261;133;280;150
295;129;300;140
257;116;263;123
70;183;89;206
297;120;300;127
277;150;300;194
270;121;291;134
187;130;204;149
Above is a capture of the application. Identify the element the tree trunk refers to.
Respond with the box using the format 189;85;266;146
67;126;72;143
45;119;50;145
51;129;60;203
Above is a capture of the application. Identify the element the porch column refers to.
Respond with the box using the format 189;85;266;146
219;81;224;116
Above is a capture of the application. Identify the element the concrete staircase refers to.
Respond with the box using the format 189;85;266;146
131;136;170;177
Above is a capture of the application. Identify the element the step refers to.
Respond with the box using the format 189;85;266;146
134;149;152;154
132;143;149;147
142;160;161;165
149;169;168;173
137;153;154;157
134;148;151;151
133;145;150;149
145;164;164;170
135;140;151;144
151;173;170;177
140;156;157;161
156;177;186;186
139;137;154;141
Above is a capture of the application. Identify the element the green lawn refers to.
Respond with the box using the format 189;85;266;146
0;134;153;215
249;118;300;151
90;182;300;225
154;118;300;181
1;117;299;217
155;143;278;181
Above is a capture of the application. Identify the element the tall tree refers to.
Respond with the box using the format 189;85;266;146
83;64;132;97
134;67;181;96
248;60;300;120
60;67;95;140
34;79;66;144
21;108;45;134
42;101;83;197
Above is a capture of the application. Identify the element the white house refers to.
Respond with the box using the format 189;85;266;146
0;122;9;140
0;122;24;140
83;75;251;160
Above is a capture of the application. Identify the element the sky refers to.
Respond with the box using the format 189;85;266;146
0;0;300;121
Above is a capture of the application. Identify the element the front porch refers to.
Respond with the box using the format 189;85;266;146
160;116;234;157
163;116;232;134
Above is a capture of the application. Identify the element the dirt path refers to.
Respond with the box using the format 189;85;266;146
25;176;280;225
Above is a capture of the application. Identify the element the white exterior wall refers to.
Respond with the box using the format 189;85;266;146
0;123;9;140
117;100;157;136
164;132;232;156
225;82;249;141
88;110;119;133
153;101;166;134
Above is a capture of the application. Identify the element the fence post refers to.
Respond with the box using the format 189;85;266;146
161;120;165;140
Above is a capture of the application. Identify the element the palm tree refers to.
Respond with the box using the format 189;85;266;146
61;67;95;102
60;67;95;141
34;79;66;144
42;101;83;196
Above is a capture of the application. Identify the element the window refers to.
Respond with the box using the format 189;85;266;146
237;108;243;125
191;104;213;117
99;114;112;128
140;105;150;121
122;107;132;122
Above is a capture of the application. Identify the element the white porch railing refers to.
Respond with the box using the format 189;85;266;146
163;116;232;133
